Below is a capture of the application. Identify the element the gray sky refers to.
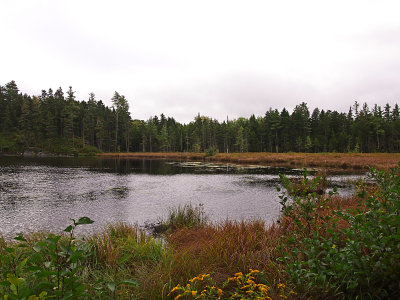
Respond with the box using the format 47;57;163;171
2;0;400;123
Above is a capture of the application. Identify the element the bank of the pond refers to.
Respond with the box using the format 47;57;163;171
98;152;400;174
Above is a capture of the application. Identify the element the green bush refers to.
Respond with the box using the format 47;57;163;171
0;217;138;299
205;146;218;157
278;165;400;299
78;145;102;156
0;217;95;299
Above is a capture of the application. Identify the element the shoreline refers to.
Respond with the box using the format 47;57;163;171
97;152;400;174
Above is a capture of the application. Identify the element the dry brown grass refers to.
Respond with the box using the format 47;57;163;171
98;152;400;174
135;220;287;298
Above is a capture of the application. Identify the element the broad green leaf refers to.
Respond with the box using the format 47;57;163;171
119;279;139;286
14;234;27;242
64;225;73;232
16;258;28;274
33;282;54;292
7;274;25;288
60;245;71;254
33;244;42;252
0;280;10;286
75;217;95;226
107;282;116;292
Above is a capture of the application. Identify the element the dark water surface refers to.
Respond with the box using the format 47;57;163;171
0;157;362;237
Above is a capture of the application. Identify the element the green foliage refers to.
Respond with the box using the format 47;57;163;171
0;133;24;152
0;217;95;299
0;217;139;299
78;146;101;156
205;146;218;157
278;165;400;299
2;80;400;154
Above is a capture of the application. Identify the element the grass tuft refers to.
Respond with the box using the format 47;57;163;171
163;203;208;232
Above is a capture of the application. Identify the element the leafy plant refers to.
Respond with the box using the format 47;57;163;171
278;165;400;299
0;217;97;299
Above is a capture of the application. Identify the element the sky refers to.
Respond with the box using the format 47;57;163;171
1;0;400;123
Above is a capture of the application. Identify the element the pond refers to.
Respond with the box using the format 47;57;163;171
0;156;363;237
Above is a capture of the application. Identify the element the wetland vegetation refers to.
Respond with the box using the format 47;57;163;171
1;165;399;299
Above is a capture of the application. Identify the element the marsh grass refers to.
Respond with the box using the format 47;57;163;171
163;203;208;232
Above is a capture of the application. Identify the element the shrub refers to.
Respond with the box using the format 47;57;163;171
278;164;400;299
78;145;102;156
0;218;140;299
0;217;95;299
205;146;219;157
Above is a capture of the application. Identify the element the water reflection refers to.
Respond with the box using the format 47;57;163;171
0;157;363;237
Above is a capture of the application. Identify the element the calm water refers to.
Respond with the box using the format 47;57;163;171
0;157;361;237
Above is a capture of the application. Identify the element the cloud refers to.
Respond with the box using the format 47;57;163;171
2;0;400;124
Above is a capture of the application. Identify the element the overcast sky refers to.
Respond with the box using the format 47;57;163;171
2;0;400;123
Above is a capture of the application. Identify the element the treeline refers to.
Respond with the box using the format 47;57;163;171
1;80;400;154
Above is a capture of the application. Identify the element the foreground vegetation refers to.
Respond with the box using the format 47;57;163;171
1;165;399;299
2;80;400;155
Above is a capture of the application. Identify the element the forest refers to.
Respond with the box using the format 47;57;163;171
1;80;400;154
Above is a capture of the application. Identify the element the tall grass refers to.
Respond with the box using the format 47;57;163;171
163;203;208;232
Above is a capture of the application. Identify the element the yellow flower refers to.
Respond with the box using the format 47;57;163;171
234;272;243;277
217;289;223;296
256;283;269;289
191;291;197;296
169;285;181;295
174;295;182;300
259;286;270;295
249;269;260;274
332;244;336;249
246;279;256;285
277;283;286;289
